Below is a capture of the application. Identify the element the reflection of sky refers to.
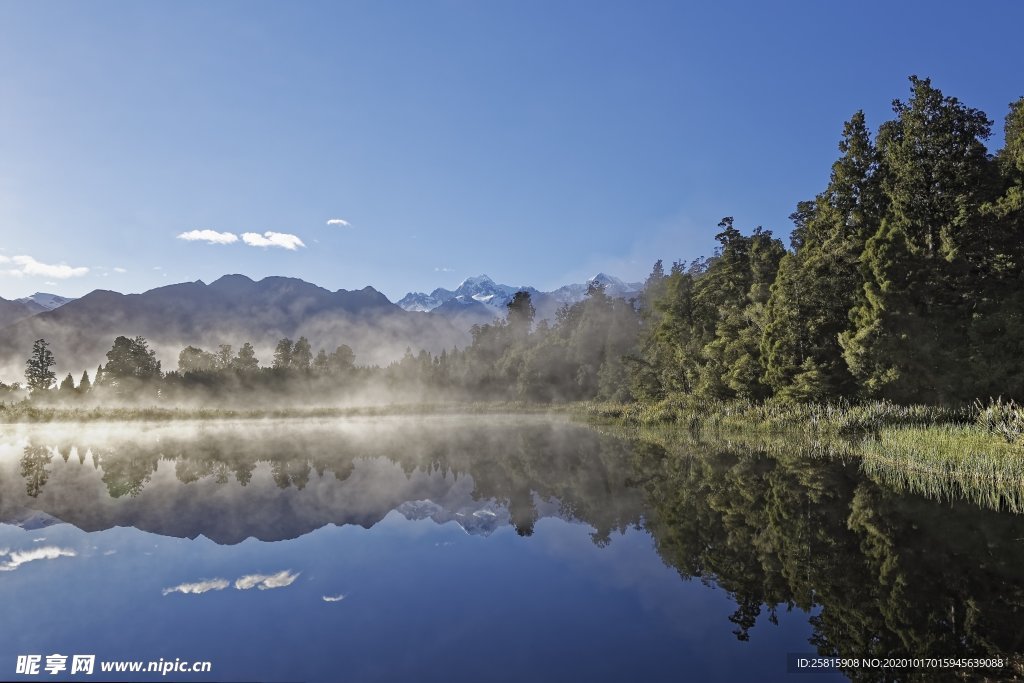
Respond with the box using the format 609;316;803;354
0;516;844;683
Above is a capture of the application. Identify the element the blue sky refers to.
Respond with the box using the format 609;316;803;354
1;1;1022;301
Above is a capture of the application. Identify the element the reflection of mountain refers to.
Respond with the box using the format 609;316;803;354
396;498;510;536
0;418;642;545
2;508;64;530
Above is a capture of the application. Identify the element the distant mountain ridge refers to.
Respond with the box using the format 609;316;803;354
397;275;539;313
397;273;643;325
0;296;37;330
16;292;76;314
0;272;644;379
0;274;466;377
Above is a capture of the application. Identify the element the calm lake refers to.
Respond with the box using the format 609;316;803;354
1;415;1021;682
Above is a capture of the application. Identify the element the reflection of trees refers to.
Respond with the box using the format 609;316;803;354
629;432;1024;677
18;421;647;542
20;445;53;497
17;420;1024;671
92;448;160;498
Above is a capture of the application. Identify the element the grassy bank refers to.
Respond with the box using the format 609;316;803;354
580;396;974;434
583;397;1024;513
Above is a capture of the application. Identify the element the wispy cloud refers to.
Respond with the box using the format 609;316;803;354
434;267;454;273
326;218;350;227
1;255;89;279
322;594;346;602
0;546;77;571
242;232;305;250
177;229;239;245
235;570;300;590
162;578;230;596
113;267;127;274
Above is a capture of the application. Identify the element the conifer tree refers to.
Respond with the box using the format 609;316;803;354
762;112;882;401
841;77;993;403
25;338;56;393
272;338;293;369
292;337;312;371
233;342;259;371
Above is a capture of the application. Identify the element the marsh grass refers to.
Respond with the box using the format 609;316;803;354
584;398;1024;513
860;426;1024;512
582;397;969;435
974;397;1024;444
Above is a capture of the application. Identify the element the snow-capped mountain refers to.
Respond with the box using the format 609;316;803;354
396;498;510;536
16;292;75;315
3;508;64;531
397;275;541;313
548;273;643;305
398;273;643;319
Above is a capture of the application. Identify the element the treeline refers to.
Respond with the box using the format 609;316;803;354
455;77;1024;406
636;76;1024;406
6;77;1022;407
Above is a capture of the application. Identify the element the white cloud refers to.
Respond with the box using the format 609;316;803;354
326;218;350;227
162;578;230;596
176;229;238;245
234;570;300;590
0;546;77;571
322;594;346;602
241;232;305;250
434;267;454;273
2;255;89;279
113;267;127;273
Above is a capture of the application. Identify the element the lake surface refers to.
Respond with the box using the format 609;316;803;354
1;416;1022;682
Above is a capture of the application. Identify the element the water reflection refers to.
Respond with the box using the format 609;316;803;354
2;418;645;545
2;416;1023;679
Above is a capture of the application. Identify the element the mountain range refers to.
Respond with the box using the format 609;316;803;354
0;273;642;378
0;293;76;331
396;273;643;326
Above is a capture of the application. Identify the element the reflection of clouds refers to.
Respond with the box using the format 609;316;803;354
235;570;299;591
162;579;230;596
163;570;299;596
0;546;77;571
322;594;346;602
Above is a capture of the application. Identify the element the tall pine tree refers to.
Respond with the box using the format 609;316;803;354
762;111;882;401
841;77;993;403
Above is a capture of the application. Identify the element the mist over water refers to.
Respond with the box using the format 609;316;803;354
2;416;1023;681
